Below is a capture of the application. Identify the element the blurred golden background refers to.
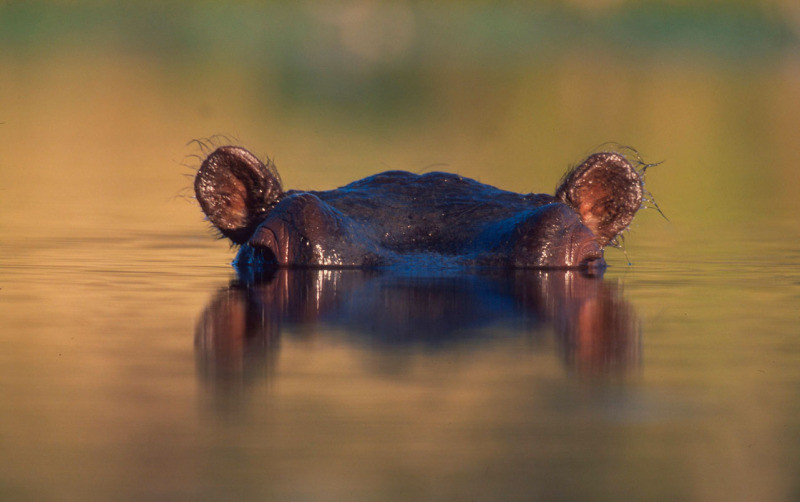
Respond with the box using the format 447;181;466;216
2;0;799;251
2;2;800;501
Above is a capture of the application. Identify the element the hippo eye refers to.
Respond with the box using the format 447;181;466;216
578;255;604;273
253;245;277;262
237;243;278;267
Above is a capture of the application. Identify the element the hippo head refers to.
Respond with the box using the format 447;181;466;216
195;146;643;270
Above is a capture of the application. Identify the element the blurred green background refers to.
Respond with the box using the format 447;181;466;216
2;0;799;257
3;2;800;501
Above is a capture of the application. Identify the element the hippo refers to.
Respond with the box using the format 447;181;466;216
194;146;644;270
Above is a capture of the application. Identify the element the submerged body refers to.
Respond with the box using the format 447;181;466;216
195;146;644;270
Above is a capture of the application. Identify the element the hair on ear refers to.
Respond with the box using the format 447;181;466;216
194;146;284;244
556;150;644;247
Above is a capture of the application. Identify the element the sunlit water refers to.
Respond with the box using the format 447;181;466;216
2;222;800;502
3;2;800;500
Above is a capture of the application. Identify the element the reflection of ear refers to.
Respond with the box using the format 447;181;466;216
195;146;284;244
195;288;249;373
555;152;643;247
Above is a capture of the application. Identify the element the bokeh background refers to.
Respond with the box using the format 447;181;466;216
2;0;799;246
2;1;800;501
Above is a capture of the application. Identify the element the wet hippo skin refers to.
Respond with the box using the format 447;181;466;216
195;146;644;270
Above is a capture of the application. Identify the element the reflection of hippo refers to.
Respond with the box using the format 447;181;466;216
195;146;644;269
195;269;640;386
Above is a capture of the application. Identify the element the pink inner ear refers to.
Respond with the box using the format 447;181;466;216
576;184;612;237
556;152;643;247
578;200;601;235
215;175;248;230
195;146;285;244
196;157;251;234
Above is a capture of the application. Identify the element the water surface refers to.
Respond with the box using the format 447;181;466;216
2;2;800;501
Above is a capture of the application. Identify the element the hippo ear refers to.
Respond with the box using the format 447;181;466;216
195;146;284;244
555;152;643;246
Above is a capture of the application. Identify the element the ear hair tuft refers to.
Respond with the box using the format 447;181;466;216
194;146;284;244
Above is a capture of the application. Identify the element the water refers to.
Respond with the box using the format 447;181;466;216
3;2;800;501
3;232;799;501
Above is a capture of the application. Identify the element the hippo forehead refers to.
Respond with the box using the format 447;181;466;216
236;170;600;269
284;171;559;250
